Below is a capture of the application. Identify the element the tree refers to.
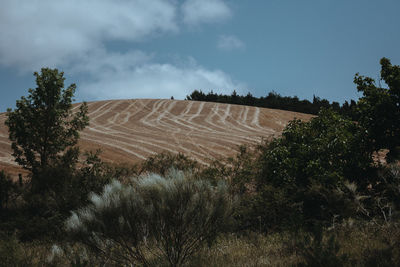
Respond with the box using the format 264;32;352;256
253;109;373;231
5;68;89;189
260;109;372;189
354;58;400;162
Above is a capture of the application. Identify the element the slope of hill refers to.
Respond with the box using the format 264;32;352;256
0;99;312;176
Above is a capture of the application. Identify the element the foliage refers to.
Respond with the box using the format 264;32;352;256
198;145;259;192
186;89;357;118
249;109;374;231
355;57;400;162
0;170;17;210
16;150;113;241
377;164;400;221
34;149;112;211
140;152;200;176
357;163;400;225
260;109;372;187
5;68;89;191
66;170;234;266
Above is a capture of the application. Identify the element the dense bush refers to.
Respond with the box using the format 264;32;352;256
66;170;235;266
259;109;373;187
355;58;400;162
358;163;400;224
140;152;200;176
13;149;114;241
240;109;375;232
0;170;17;210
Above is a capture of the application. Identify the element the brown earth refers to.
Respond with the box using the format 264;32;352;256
0;99;313;177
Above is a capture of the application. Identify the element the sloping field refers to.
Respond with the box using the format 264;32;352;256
0;99;312;176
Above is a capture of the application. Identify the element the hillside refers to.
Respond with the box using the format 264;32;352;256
0;99;312;176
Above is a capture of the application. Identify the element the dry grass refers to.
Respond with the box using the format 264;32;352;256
3;224;399;267
191;233;301;267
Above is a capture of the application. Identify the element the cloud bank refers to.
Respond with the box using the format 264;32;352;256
80;61;243;100
70;50;243;100
0;0;178;70
0;0;241;100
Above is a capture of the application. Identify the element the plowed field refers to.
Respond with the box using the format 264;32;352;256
0;99;312;176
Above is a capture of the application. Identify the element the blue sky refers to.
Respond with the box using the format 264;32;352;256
1;0;399;111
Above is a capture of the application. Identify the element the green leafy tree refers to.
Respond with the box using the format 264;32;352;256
253;109;373;231
5;68;89;190
354;57;400;162
260;109;373;189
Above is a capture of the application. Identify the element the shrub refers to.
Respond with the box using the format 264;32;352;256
356;164;400;225
0;170;16;210
375;164;400;222
354;58;400;162
17;149;113;241
247;109;374;232
140;152;200;176
199;145;260;191
66;170;235;266
259;108;373;189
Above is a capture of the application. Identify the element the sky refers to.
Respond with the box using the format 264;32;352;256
1;0;399;111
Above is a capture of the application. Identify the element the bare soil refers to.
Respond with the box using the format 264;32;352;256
0;99;312;177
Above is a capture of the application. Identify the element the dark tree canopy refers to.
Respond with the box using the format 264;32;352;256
5;68;89;179
186;90;357;118
354;58;400;161
253;109;374;231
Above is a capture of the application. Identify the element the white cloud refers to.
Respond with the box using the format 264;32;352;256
68;49;153;75
0;0;242;101
217;35;245;51
0;0;178;71
76;51;244;100
181;0;232;25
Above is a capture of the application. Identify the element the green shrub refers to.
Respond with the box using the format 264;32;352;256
354;58;400;162
247;109;375;232
0;170;17;211
17;149;113;241
66;170;235;266
259;108;373;189
140;152;200;176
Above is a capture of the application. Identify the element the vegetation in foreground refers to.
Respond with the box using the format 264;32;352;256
0;58;399;266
